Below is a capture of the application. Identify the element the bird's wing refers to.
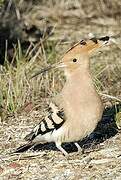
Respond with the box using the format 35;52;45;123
24;102;65;142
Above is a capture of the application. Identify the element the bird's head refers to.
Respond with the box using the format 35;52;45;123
59;36;110;74
31;36;112;78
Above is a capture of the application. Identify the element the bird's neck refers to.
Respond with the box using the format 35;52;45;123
65;67;94;89
61;67;100;103
58;67;103;124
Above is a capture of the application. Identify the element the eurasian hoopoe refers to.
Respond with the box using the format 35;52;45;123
15;36;112;156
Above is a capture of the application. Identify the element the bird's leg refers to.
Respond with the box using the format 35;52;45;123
74;142;82;152
29;143;37;151
56;142;68;156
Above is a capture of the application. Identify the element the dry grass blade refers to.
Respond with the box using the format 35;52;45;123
0;152;46;162
100;93;121;102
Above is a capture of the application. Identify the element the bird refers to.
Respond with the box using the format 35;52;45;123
15;36;112;156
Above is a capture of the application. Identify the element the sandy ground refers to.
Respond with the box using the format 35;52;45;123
0;105;121;180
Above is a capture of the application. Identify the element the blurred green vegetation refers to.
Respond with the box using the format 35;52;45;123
0;40;64;118
0;0;4;6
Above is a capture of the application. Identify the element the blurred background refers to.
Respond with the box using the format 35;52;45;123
0;0;121;120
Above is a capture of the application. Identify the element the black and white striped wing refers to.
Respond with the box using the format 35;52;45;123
25;102;65;142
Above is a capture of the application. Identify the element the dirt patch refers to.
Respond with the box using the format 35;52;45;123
0;103;121;179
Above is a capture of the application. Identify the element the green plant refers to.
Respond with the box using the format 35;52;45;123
0;40;64;116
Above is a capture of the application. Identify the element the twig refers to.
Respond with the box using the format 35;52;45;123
99;93;121;102
0;152;45;162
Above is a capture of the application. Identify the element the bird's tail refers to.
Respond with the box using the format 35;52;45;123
13;142;35;153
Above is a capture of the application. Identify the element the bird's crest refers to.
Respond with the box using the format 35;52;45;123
65;36;110;55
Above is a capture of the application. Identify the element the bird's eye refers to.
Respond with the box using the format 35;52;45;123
72;58;77;62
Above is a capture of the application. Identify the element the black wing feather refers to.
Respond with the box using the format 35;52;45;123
25;105;65;142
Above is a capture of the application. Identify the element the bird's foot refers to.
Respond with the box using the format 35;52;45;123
56;142;69;156
74;142;82;153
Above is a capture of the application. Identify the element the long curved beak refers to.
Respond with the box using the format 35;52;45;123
30;61;66;79
31;65;54;79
